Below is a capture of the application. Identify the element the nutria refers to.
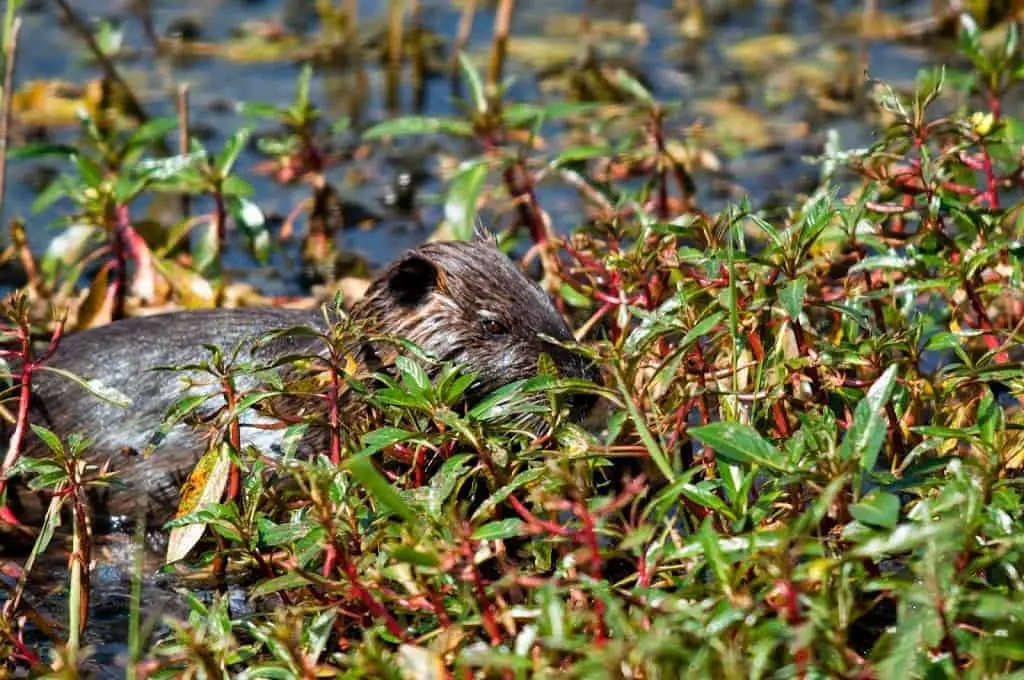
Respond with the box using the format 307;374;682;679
3;238;599;531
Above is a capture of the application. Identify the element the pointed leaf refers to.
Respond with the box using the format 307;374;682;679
689;421;788;472
166;443;232;563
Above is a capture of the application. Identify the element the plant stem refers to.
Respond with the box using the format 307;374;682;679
451;0;476;84
385;0;404;113
177;83;191;222
0;17;20;224
54;0;159;136
488;0;514;94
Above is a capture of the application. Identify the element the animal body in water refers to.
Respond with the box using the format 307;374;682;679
3;238;600;532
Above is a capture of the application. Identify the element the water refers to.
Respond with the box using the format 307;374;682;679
4;0;988;296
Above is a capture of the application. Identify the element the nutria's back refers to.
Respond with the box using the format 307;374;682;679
6;239;599;529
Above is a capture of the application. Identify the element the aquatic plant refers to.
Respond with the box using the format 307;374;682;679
1;1;1023;677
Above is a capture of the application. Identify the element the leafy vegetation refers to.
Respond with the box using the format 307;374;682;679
1;1;1024;678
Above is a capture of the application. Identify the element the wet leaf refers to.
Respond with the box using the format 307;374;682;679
226;195;270;264
41;224;100;282
166;443;232;563
612;69;655;106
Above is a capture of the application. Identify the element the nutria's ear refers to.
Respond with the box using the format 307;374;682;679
386;253;440;306
472;221;498;247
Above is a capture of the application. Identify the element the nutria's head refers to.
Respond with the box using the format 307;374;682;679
350;238;600;421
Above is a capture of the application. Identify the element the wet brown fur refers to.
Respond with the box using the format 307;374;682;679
3;238;598;536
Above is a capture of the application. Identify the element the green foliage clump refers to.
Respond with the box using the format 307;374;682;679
2;12;1024;680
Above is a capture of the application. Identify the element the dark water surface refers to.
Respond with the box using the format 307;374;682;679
4;0;988;294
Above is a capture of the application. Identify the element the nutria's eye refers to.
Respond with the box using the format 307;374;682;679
480;316;507;336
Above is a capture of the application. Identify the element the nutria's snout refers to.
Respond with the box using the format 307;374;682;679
544;341;603;422
567;385;600;423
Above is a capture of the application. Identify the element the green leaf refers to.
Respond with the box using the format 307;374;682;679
362;116;473;140
145;393;213;454
35;366;132;407
395;355;431;393
9;142;78;160
376;387;432;410
549;145;613;167
216;128;250;176
427;453;475;517
910;425;975;439
698;518;731;595
392;547;440;567
258;518;314;546
501;102;597;127
128;116;178;150
1003;21;1020;62
472;518;525;540
689;421;788;472
977;385;1002;448
192;218;221;276
470;468;545;521
31;177;71;214
73;153;103;188
236;101;283;118
28;424;64;456
779;276;807;319
226;195;269;263
280;422;309;460
875;617;926;679
138;151;207;181
839;364;898;475
294;62;313;114
849;519;957;558
650;474;735;522
458;52;487;114
359;426;416;456
347;455;418;524
849;490;900;529
613;68;655;105
444;159;489;241
957;12;982;61
612;364;674;481
249;571;313;598
850;254;916;272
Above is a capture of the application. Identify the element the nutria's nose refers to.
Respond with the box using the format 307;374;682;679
568;390;599;420
555;348;602;421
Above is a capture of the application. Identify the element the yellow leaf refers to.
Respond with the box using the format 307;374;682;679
166;443;232;564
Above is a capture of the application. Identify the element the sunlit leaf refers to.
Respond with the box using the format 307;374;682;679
689;421;788;472
166;443;232;563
